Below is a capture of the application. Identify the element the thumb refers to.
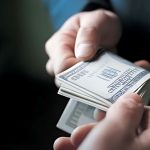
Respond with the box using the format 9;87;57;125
107;93;144;133
75;26;99;60
78;93;144;150
74;9;121;60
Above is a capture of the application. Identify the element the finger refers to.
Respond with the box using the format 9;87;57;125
75;26;99;60
136;107;150;135
54;77;61;88
141;106;150;130
93;108;106;121
53;137;76;150
140;129;150;149
74;10;121;60
106;93;144;134
46;59;54;75
45;29;79;74
78;93;144;150
134;60;150;70
138;115;150;150
71;123;96;147
74;11;105;60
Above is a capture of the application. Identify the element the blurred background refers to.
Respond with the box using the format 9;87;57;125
1;0;69;150
2;1;150;149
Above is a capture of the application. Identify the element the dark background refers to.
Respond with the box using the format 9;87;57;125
1;0;69;149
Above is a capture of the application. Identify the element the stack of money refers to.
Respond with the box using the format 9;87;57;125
56;49;150;133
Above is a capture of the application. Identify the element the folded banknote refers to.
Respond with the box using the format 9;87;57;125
56;49;150;133
57;49;150;111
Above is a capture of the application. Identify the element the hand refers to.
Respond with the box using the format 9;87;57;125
94;59;150;121
45;9;121;75
54;93;150;150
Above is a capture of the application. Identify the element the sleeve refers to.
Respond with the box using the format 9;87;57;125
43;0;111;31
83;0;112;11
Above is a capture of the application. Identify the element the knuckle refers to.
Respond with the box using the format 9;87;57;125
45;32;57;54
95;9;106;16
118;99;141;113
45;39;51;54
54;59;66;74
46;60;54;75
80;26;97;34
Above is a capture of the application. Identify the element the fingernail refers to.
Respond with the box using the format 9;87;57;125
122;92;143;104
75;43;95;58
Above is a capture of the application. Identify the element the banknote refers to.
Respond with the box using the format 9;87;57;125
57;49;150;111
57;80;150;134
57;99;96;134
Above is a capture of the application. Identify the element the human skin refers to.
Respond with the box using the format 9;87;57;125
52;61;150;150
45;9;150;82
45;8;150;150
45;9;122;75
53;93;150;150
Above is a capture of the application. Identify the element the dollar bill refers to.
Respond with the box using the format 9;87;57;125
57;50;150;111
56;49;150;133
57;81;150;134
57;99;96;134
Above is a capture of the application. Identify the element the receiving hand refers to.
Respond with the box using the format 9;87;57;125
54;93;150;150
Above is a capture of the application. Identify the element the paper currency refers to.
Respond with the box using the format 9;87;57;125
56;49;150;133
57;99;96;134
57;49;150;111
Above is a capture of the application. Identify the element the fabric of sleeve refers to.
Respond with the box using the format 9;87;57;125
83;0;112;11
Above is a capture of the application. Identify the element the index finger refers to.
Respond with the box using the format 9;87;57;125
45;28;79;74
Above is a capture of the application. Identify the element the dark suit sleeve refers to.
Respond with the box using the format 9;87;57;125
82;0;112;11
